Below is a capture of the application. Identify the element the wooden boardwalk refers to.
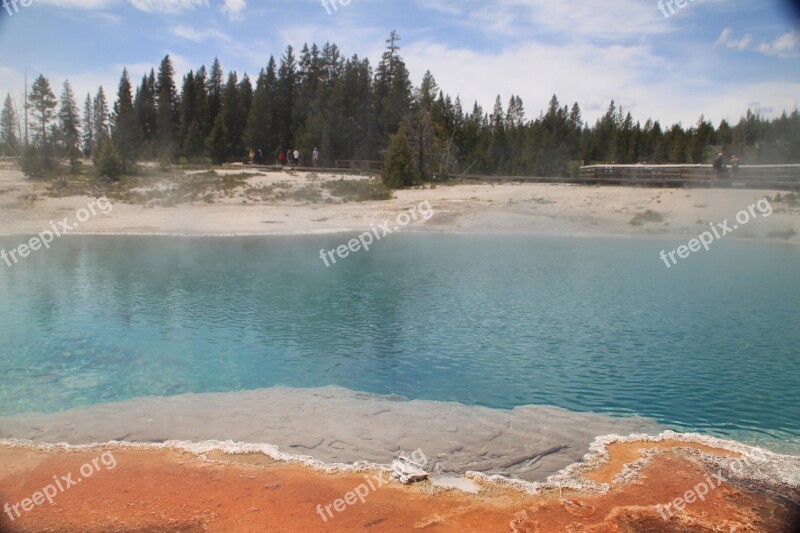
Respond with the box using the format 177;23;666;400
460;164;800;190
224;162;800;190
574;164;800;189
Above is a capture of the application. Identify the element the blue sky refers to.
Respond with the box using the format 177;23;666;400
0;0;798;127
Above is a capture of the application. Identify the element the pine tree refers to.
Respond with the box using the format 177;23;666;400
57;80;81;171
179;70;200;158
277;46;297;149
418;71;438;110
221;71;244;159
245;69;273;154
1;94;20;155
382;129;417;188
207;114;228;165
207;58;224;131
179;66;208;159
265;56;281;154
238;73;253;145
58;80;81;158
134;70;157;158
112;68;139;173
93;87;110;150
374;31;412;155
82;94;94;158
156;55;179;160
27;75;57;147
95;134;121;179
506;96;525;128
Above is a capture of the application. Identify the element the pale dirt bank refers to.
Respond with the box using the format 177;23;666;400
1;165;798;241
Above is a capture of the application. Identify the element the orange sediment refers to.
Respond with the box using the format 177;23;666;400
0;440;798;532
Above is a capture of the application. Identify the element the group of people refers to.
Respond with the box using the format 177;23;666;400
712;152;741;180
248;148;265;165
249;147;321;168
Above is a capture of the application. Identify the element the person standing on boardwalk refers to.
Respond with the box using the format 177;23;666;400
293;149;300;167
730;154;740;179
287;149;293;166
713;152;726;180
312;148;320;168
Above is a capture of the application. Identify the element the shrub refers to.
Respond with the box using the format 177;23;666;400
20;145;57;179
321;178;392;201
382;130;418;189
95;137;122;180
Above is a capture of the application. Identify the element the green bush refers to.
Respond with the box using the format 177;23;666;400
382;130;418;189
321;178;392;201
20;145;57;179
95;137;122;180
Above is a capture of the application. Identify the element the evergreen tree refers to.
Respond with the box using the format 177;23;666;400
373;31;412;155
0;94;20;155
328;54;372;160
95;135;121;179
418;71;438;111
207;114;228;164
245;69;273;154
93;86;110;149
207;58;224;133
82;94;94;158
668;124;687;163
238;73;253;143
179;70;207;159
58;80;81;157
382;129;417;188
156;55;179;160
221;71;244;159
57;80;81;171
27;75;57;147
277;46;297;148
180;67;210;160
112;68;139;173
134;70;157;151
404;78;438;180
487;95;508;171
505;96;525;128
264;56;281;153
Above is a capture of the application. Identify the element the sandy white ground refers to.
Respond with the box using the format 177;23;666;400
0;165;798;241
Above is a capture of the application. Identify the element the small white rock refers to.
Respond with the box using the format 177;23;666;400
390;457;428;484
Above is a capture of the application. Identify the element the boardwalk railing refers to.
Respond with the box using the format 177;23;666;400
577;164;800;189
335;160;385;171
226;161;800;189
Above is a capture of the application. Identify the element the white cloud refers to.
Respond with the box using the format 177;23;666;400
172;25;231;43
43;0;208;13
219;0;245;21
419;0;673;41
757;30;800;59
39;0;116;8
403;39;663;122
129;0;207;14
714;28;753;51
715;28;799;58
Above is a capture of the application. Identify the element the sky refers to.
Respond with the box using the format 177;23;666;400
0;0;798;128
